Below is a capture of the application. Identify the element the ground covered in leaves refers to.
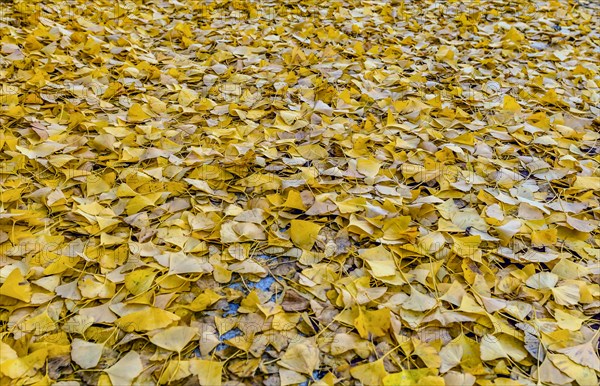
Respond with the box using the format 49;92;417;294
1;0;599;385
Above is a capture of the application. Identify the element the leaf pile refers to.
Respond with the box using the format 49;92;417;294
1;0;599;385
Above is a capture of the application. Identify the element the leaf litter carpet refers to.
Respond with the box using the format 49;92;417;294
0;0;599;385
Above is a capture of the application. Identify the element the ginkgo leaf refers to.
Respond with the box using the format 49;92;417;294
531;229;557;247
536;357;573;385
125;268;157;296
184;289;222;312
289;220;322;250
357;158;381;178
383;370;441;386
178;88;199;107
158;360;192;384
402;288;437;311
439;342;463;373
0;268;31;302
552;284;581;306
554;308;586;331
480;334;528;362
127;103;151;122
105;351;143;386
125;192;163;214
525;272;559;289
555;340;600;371
414;339;442;369
502;95;521;112
279;340;320;375
71;339;104;369
116;308;180;332
0;342;18;363
354;307;391;339
189;359;223;386
495;219;522;242
350;358;388;386
443;372;476;386
279;369;307;385
440;280;467;306
549;353;598;386
0;349;48;379
566;216;596;232
149;326;197;352
168;251;213;275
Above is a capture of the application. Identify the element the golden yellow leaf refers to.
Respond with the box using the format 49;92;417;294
189;359;223;386
127;103;151;122
124;268;157;296
289;220;322;250
350;358;388;386
354;307;391;339
279;340;320;375
116;308;180;332
531;228;557;247
0;349;48;379
502;95;521;112
0;268;31;302
149;326;197;352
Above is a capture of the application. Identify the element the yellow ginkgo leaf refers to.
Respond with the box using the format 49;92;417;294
2;105;26;119
503;27;524;43
158;360;192;384
289;220;322;250
149;326;197;352
531;229;557;247
116;307;180;332
125;192;163;215
502;95;521;113
382;216;411;240
350;358;388;386
20;312;56;334
105;351;143;386
168;251;213;275
2;1;599;384
554;308;586;331
452;235;481;259
413;339;442;369
357;158;381;178
125;269;157;296
0;268;32;302
146;95;167;114
189;359;223;386
278;339;320;375
555;340;600;371
439;341;463;373
443;372;476;386
354;307;390;339
182;289;221;312
127;103;151;122
0;342;18;362
312;372;338;386
549;353;598;386
178;88;198;107
0;349;48;379
480;334;528;362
